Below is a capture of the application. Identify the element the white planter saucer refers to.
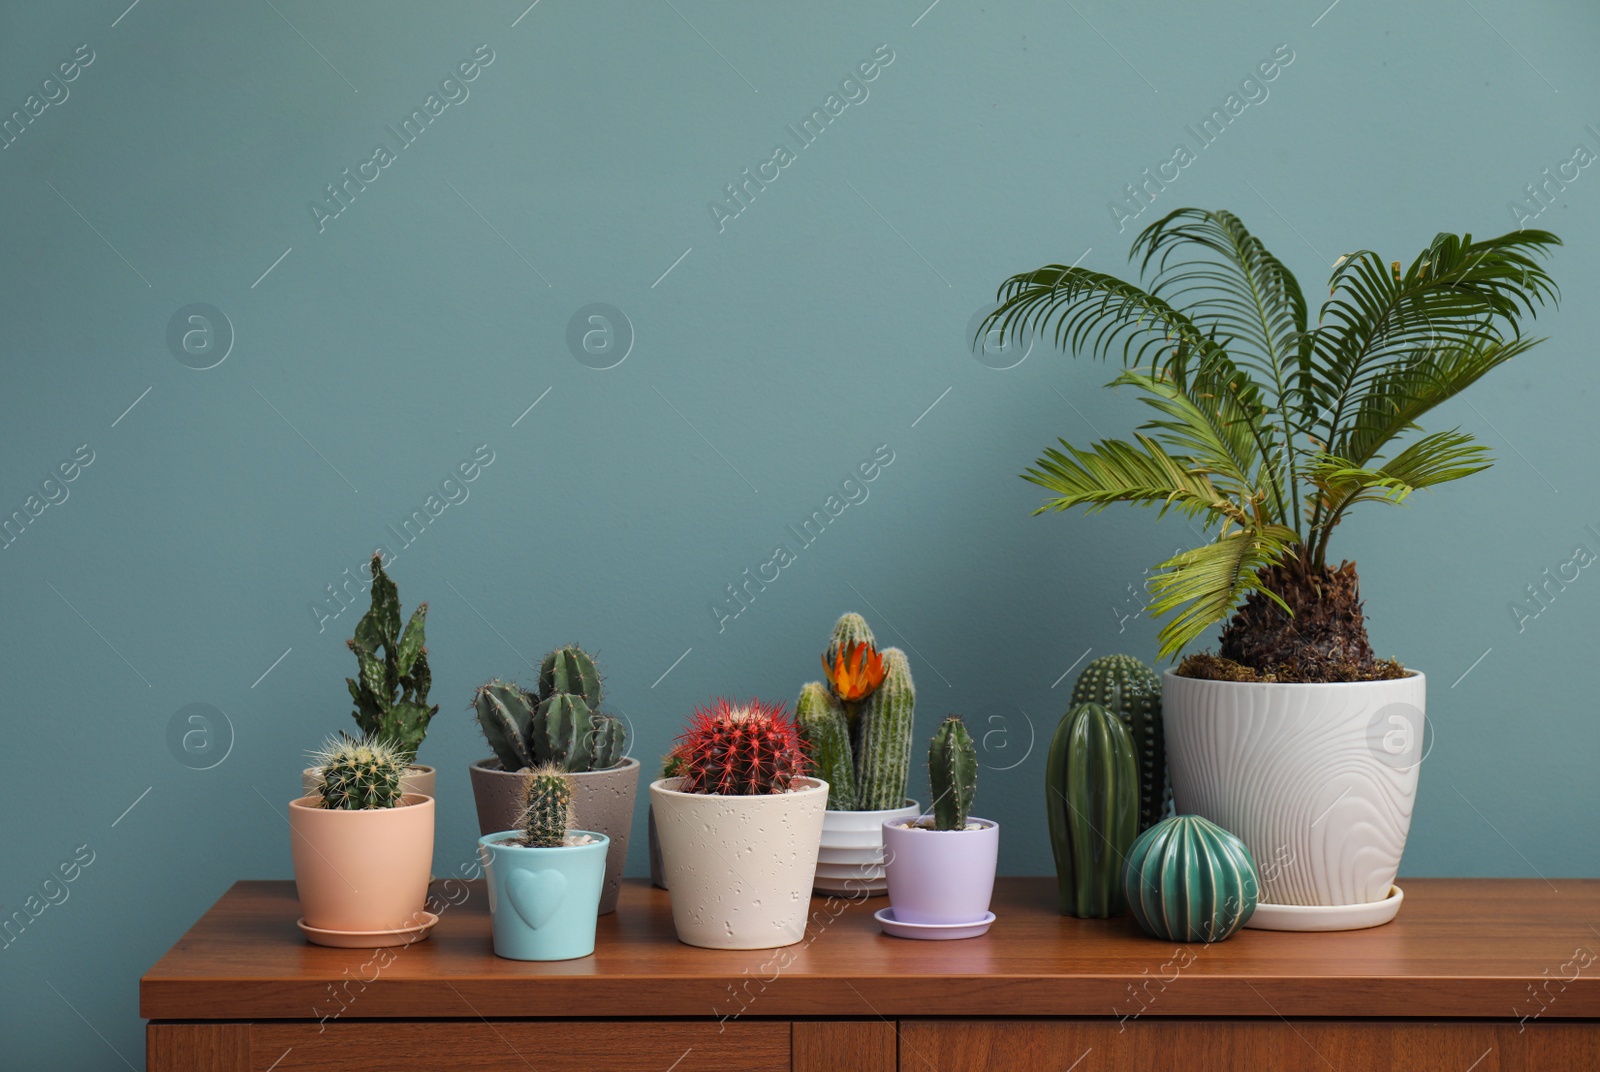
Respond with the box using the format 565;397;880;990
297;911;439;948
1244;885;1404;932
875;908;995;941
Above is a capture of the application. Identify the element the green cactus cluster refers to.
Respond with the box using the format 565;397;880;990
1070;654;1168;831
474;645;626;773
794;614;916;811
345;553;438;764
518;764;575;847
929;716;978;831
311;733;409;810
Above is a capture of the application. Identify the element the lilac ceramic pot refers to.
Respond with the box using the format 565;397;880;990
881;817;999;925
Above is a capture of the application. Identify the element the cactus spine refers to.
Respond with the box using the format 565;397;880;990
345;553;438;763
795;613;913;812
675;699;808;795
311;734;408;810
519;764;575;847
929;716;977;831
855;648;915;810
472;644;625;773
795;682;857;809
1046;702;1139;917
1071;654;1167;831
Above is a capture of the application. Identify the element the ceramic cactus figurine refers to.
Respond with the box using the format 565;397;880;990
675;699;809;795
1072;654;1168;832
1046;702;1140;917
345;553;438;763
519;764;575;848
311;734;408;810
795;613;913;812
472;644;625;774
796;682;857;809
1123;815;1260;942
929;716;977;831
855;648;916;810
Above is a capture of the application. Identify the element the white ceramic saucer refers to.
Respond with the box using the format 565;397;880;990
297;911;439;948
1244;886;1403;932
875;907;995;940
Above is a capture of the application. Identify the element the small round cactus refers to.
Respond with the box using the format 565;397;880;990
675;699;809;795
311;734;408;810
519;764;575;847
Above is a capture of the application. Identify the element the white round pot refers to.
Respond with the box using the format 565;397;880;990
649;776;828;950
813;800;920;896
1163;669;1424;919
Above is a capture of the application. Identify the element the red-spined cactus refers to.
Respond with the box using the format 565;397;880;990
674;699;809;795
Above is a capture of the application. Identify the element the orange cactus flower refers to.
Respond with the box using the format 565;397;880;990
823;641;886;703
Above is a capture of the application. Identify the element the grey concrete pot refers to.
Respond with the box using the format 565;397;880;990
469;756;639;915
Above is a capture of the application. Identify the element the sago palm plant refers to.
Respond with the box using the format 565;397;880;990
984;208;1559;680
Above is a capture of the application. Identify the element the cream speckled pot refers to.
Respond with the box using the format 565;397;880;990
1163;670;1424;917
649;776;828;950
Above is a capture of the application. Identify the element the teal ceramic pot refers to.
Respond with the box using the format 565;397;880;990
1122;815;1259;943
480;830;610;961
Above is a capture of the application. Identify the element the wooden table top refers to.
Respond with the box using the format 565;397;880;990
141;878;1600;1022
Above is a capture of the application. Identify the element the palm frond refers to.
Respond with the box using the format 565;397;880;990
1146;525;1299;658
980;266;1226;373
1309;431;1492;536
1306;229;1560;447
1334;334;1540;467
1023;434;1250;527
1113;362;1283;522
1132;208;1309;415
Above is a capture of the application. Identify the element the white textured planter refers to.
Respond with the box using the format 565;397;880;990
813;800;920;896
649;776;828;950
1163;669;1424;916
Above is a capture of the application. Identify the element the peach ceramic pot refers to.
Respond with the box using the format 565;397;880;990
288;793;435;937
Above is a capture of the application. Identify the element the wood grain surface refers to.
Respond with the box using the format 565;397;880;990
141;878;1600;1022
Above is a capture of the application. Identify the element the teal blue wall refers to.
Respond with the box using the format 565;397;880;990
3;0;1597;1065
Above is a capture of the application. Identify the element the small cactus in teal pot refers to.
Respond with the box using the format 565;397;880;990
1045;702;1140;917
518;765;575;847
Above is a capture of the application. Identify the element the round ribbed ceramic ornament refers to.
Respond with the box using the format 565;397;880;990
1123;815;1259;942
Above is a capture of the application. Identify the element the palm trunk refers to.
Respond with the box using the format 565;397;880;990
1209;552;1394;681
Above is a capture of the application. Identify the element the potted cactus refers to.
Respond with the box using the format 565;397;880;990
301;553;440;800
880;716;999;938
289;734;436;947
794;613;918;896
649;698;828;949
984;209;1560;928
479;765;610;961
470;645;639;915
